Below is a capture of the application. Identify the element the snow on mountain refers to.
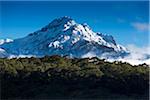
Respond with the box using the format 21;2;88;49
0;48;9;58
0;38;13;45
0;39;13;58
0;16;129;59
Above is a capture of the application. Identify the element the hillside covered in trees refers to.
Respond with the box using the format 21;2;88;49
0;56;149;99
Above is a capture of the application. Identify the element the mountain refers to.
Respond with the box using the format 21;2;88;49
0;39;13;58
0;48;9;58
0;16;129;58
0;38;13;45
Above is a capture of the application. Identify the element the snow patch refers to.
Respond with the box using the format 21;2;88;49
81;52;96;58
0;38;13;45
9;55;36;59
62;35;70;43
49;41;61;48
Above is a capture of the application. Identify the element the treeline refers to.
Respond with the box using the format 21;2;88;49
0;55;149;99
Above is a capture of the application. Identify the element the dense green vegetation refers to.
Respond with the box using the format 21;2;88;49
0;55;149;99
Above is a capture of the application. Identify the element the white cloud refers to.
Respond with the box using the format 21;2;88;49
126;44;150;55
82;44;150;65
108;44;150;65
131;22;149;31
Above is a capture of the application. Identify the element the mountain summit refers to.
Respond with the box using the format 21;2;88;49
0;16;129;58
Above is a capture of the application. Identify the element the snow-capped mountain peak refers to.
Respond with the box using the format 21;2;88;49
0;16;129;58
45;16;76;31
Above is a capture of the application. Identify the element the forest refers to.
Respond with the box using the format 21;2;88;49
0;55;149;99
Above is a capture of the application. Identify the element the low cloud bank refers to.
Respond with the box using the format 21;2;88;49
131;22;149;32
108;44;150;65
81;44;150;65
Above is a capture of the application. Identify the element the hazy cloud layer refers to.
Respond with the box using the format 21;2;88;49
131;22;149;31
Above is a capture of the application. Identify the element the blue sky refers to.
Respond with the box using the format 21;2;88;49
0;1;149;47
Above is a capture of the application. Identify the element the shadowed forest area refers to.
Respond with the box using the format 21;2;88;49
0;55;149;99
